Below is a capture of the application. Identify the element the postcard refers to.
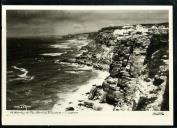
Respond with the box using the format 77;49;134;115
1;5;173;125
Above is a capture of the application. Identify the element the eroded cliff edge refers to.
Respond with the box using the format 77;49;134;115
75;23;169;111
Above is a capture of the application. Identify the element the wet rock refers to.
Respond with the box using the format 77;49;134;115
78;100;84;102
102;81;110;92
66;107;75;111
85;92;90;95
99;91;108;103
95;85;102;88
88;86;98;100
79;102;94;108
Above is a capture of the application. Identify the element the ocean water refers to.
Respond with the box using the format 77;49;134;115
6;36;95;110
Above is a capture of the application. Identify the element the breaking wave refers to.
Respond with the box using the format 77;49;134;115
11;66;34;81
50;44;71;49
64;70;84;74
40;52;66;57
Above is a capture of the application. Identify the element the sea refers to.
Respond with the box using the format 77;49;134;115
6;36;96;110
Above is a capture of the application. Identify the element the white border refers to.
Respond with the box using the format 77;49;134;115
1;5;173;125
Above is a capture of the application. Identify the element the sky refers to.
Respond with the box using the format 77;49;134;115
6;10;168;37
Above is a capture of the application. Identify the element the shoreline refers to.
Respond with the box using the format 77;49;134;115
52;66;113;112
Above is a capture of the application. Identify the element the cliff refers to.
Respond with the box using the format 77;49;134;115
75;23;169;111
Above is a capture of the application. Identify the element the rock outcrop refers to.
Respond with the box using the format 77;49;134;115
76;23;169;111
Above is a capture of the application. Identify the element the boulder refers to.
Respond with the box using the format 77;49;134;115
79;102;94;108
99;91;108;103
107;90;124;102
106;77;118;84
102;81;110;91
88;86;98;100
65;107;75;111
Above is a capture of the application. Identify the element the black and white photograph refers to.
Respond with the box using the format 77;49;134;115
1;6;173;125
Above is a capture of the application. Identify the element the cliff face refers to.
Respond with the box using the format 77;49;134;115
76;23;169;111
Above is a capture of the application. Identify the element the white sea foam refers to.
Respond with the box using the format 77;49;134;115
75;53;82;57
12;66;28;78
76;65;93;71
40;52;66;57
65;70;84;74
52;68;111;112
61;62;80;67
50;44;71;49
11;66;34;81
60;62;70;65
70;63;81;67
60;62;92;71
7;71;13;74
54;59;60;64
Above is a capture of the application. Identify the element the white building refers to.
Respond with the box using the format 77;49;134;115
113;28;134;36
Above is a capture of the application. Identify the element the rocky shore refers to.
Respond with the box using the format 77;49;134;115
53;23;169;111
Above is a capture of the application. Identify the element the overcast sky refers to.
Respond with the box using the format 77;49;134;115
6;10;168;37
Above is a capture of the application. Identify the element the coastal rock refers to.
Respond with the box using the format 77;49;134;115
106;77;118;84
75;23;169;111
99;91;108;103
107;90;124;102
78;101;94;109
88;86;98;100
65;107;75;111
